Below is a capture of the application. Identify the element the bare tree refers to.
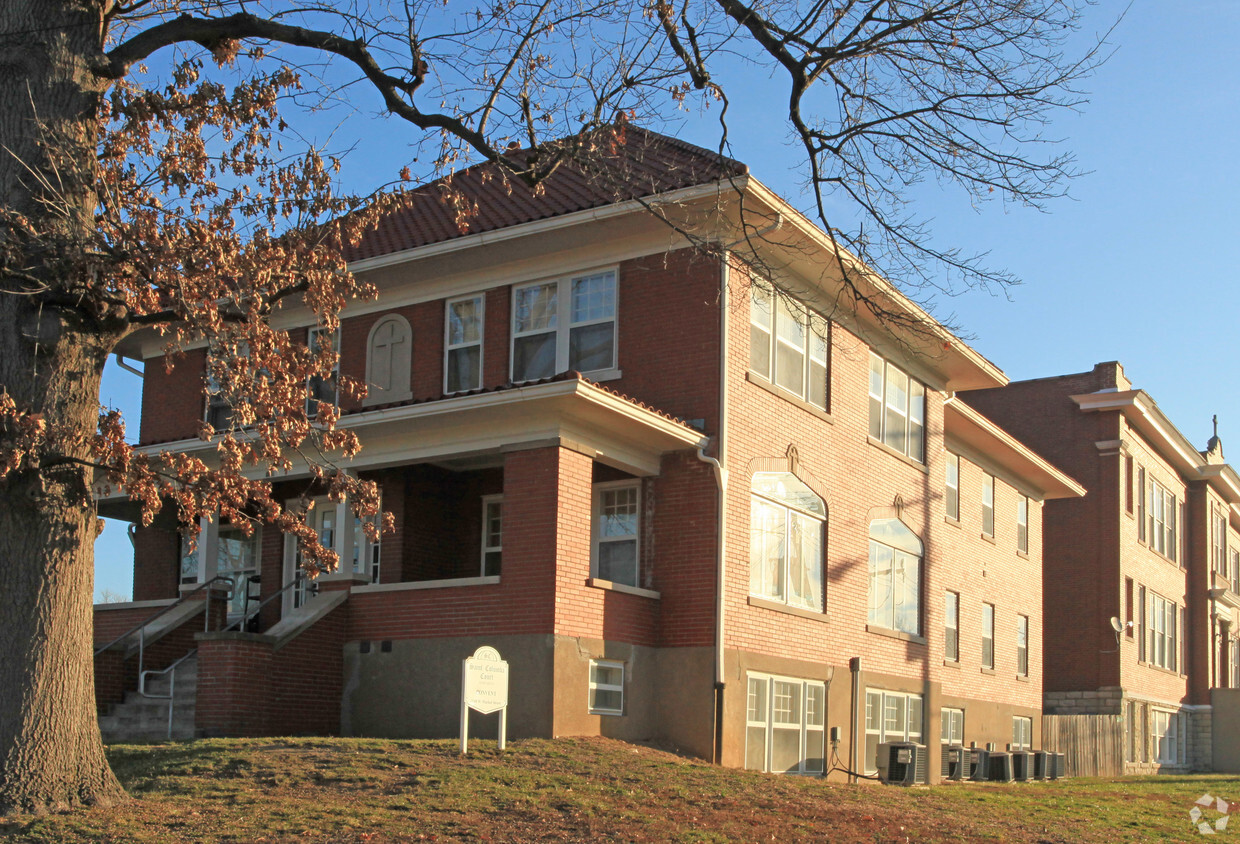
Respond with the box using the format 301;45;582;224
0;0;1103;812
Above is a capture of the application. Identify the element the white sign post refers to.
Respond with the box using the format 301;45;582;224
460;645;510;755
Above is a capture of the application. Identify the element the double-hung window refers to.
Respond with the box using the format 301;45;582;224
445;295;484;393
589;659;625;715
1212;505;1229;576
306;326;340;416
1016;615;1029;677
940;708;964;745
868;353;926;461
1152;709;1179;764
750;473;826;612
480;495;502;577
1231;548;1240;594
1147;592;1178;671
1016;496;1028;554
981;473;995;538
512;270;617;382
945;454;960;521
867;519;923;635
1147;479;1177;560
1012;717;1033;750
1136;466;1147;541
593;481;640;587
944;591;959;662
982;603;995;669
864;689;923;774
746;674;826;774
749;281;830;409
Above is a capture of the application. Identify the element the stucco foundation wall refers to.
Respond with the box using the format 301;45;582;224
1212;689;1240;772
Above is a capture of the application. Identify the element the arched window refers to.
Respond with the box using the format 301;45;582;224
750;472;826;611
868;518;923;635
364;314;412;406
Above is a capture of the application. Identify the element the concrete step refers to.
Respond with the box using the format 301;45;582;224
99;654;198;742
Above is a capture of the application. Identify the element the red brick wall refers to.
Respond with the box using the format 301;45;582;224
269;604;348;735
965;364;1194;708
132;525;180;601
651;452;718;648
719;260;1043;713
196;636;274;737
139;348;207;445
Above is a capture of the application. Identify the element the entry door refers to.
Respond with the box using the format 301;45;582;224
284;502;337;613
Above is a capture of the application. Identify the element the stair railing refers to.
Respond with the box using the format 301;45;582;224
94;575;235;683
139;649;199;739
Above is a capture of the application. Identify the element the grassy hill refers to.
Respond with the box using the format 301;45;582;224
1;737;1233;842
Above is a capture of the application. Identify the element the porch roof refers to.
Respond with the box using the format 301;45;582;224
96;374;709;515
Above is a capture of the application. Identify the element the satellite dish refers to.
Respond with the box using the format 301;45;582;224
1109;617;1124;633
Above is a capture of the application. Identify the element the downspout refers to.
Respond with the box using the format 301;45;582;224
113;352;144;378
697;253;730;766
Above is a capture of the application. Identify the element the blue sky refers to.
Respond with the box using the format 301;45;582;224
93;2;1240;598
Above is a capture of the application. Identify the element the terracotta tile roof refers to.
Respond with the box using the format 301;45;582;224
346;126;747;262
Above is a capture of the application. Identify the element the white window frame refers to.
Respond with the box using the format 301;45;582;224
749;280;830;410
510;268;618;382
864;689;923;774
1017;614;1029;677
745;673;826;775
1016;495;1028;554
750;473;827;612
1147;478;1177;560
1012;716;1032;750
1212;505;1229;575
940;707;964;745
444;294;484;394
179;520;261;613
588;659;625;715
1147;591;1178;671
982;473;995;538
349;498;382;585
1151;708;1179;764
281;493;377;613
480;494;503;577
363;314;413;406
592;480;641;588
867;519;923;636
945;453;960;521
944;591;959;663
306;326;341;416
982;603;995;670
868;353;926;462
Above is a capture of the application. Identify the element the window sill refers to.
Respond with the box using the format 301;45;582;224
748;595;826;621
353;575;500;594
944;516;961;528
1017;551;1029;560
744;372;833;422
865;437;928;474
511;367;622;387
363;391;413;408
865;624;926;645
588;578;660;600
1016;674;1030;682
943;658;961;669
1136;660;1185;678
589;709;624;717
980;667;996;675
980;533;996;545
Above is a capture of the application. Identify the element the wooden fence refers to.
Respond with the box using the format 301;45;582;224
1041;714;1124;777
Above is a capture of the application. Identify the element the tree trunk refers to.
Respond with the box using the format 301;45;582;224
0;0;126;812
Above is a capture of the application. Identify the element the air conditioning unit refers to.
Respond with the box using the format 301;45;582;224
877;742;928;785
987;751;1014;782
941;744;972;781
1049;752;1066;779
1010;750;1033;781
1032;750;1050;780
968;748;990;781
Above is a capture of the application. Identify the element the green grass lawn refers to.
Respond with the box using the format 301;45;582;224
1;737;1234;842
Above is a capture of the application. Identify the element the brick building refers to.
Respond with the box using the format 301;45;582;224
94;129;1082;780
964;362;1240;772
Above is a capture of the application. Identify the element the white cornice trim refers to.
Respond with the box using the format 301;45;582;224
346;180;747;274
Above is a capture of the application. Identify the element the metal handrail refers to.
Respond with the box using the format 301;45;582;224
94;575;235;658
221;577;313;633
139;649;198;740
